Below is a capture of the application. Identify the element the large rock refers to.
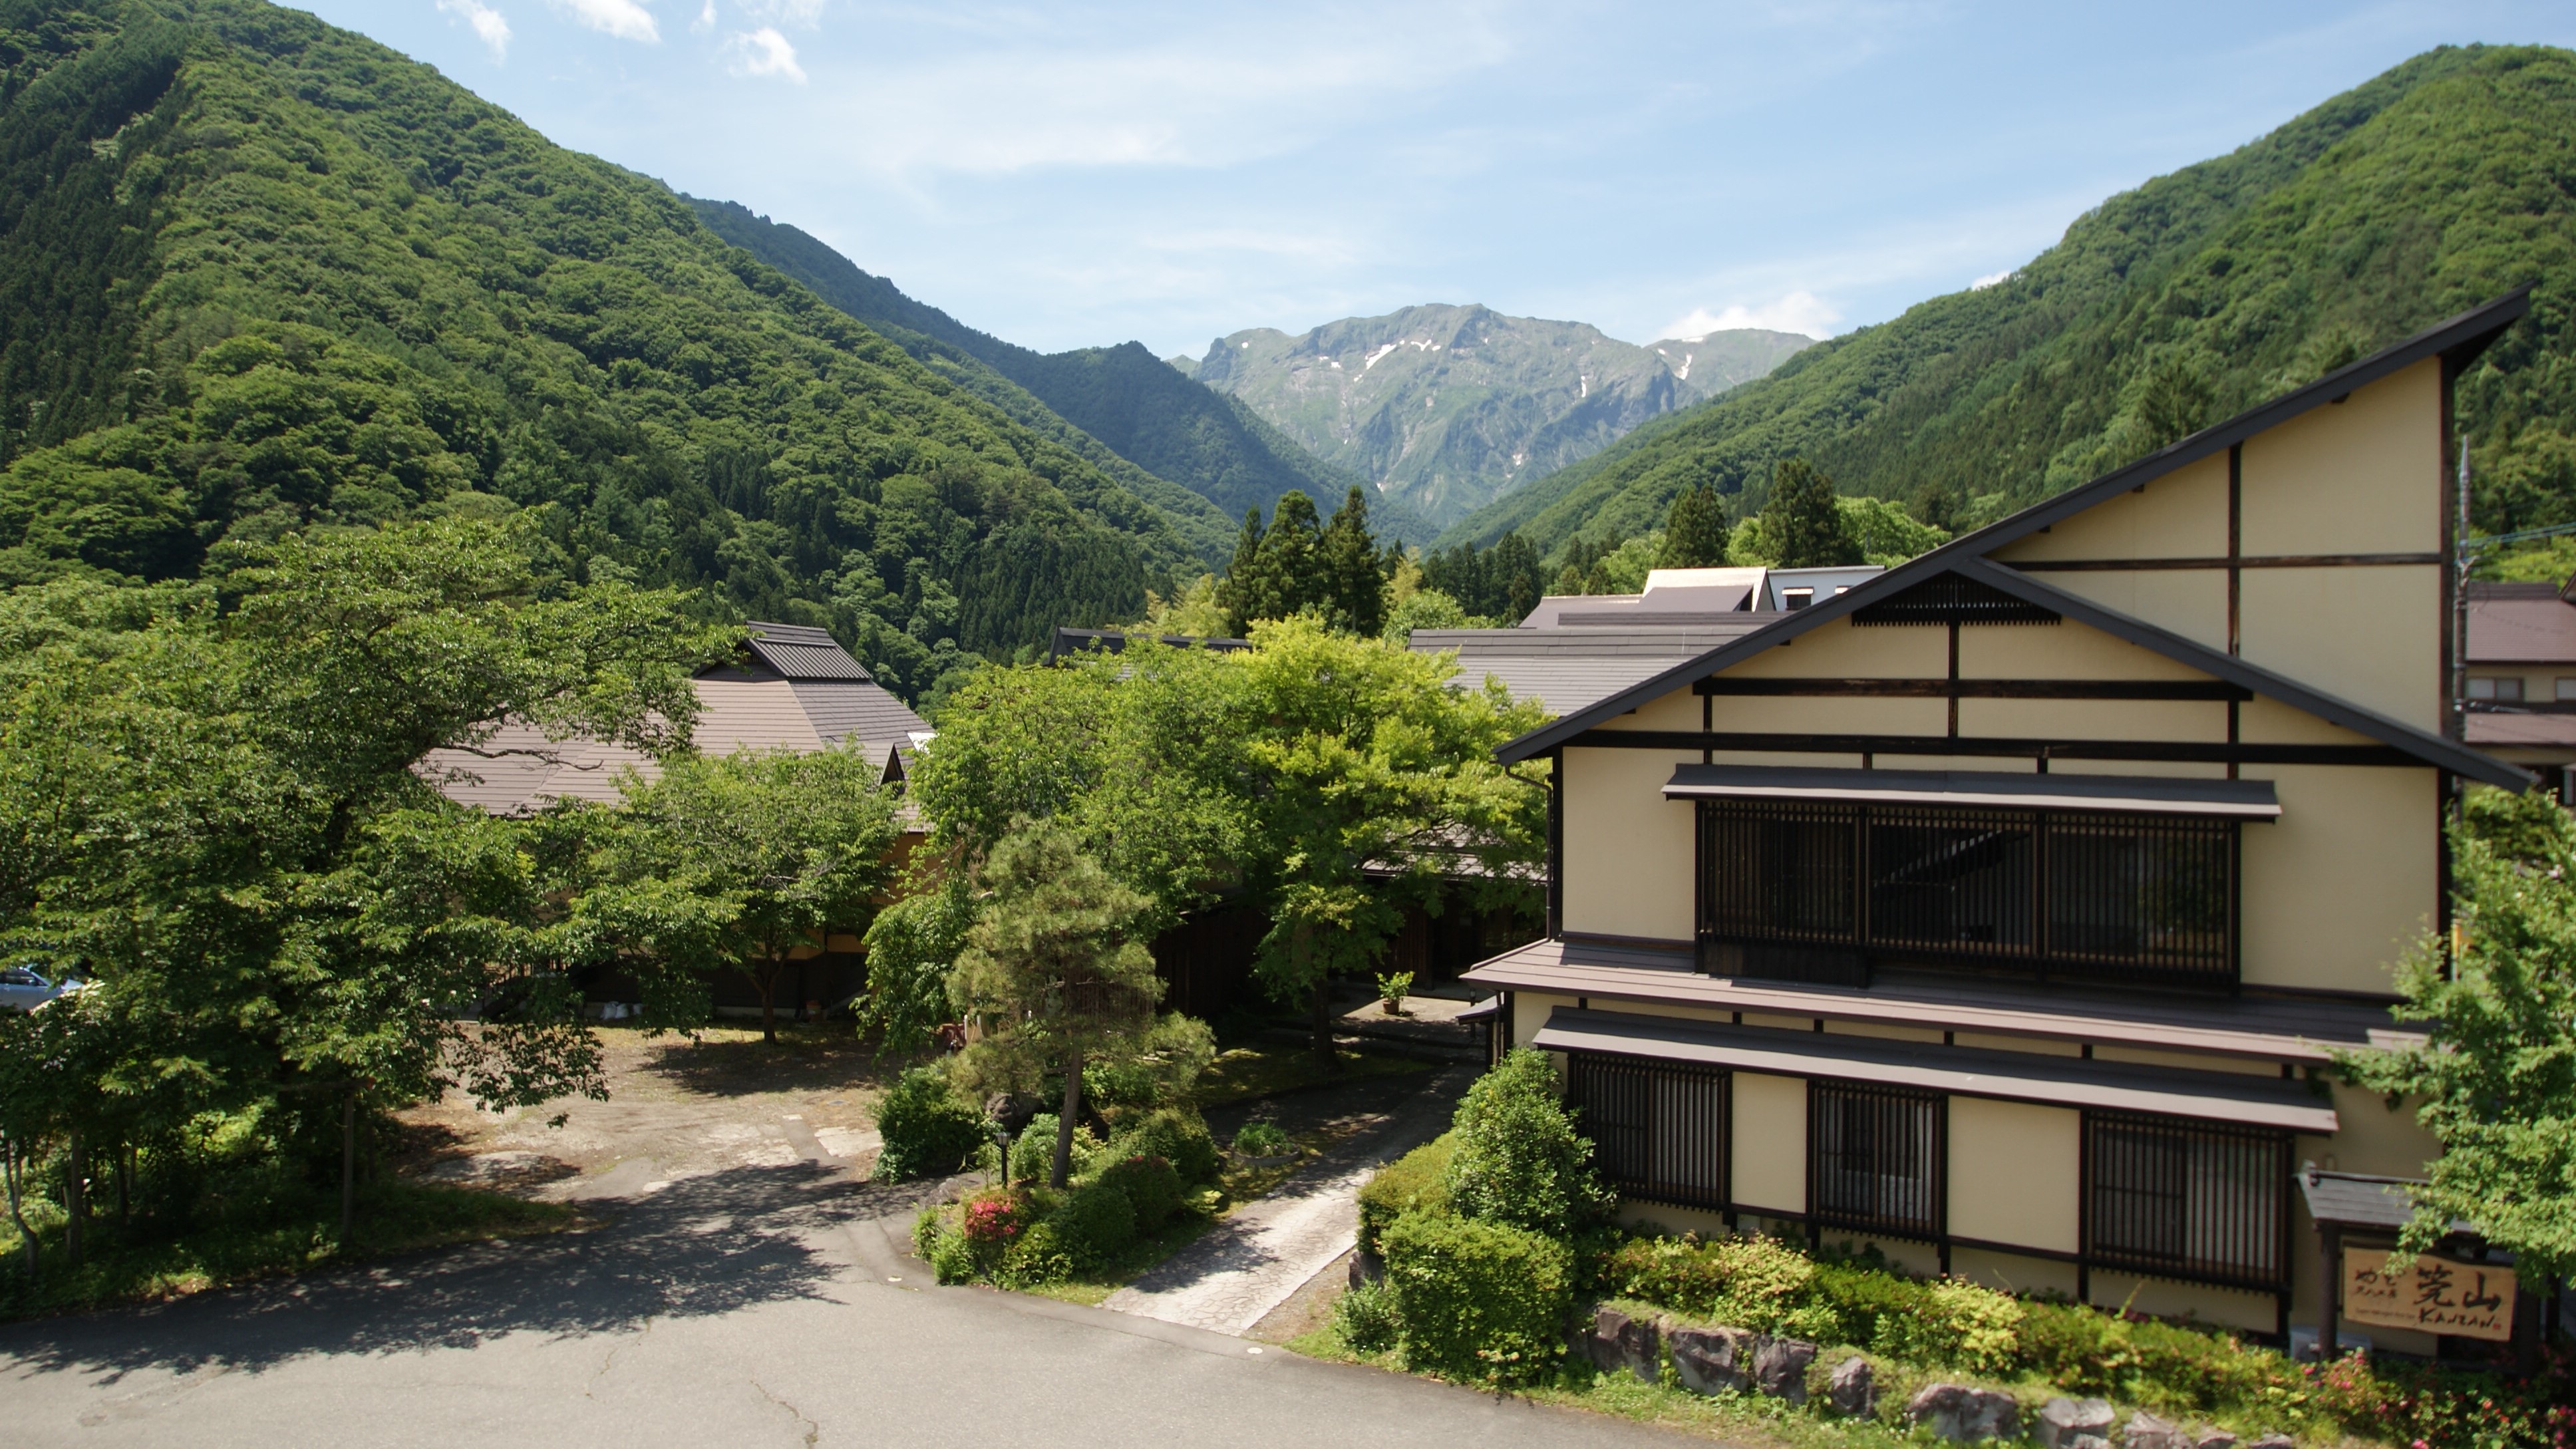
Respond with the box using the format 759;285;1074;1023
1752;1336;1817;1405
1668;1325;1758;1396
1826;1356;1879;1418
1905;1384;2023;1442
1585;1306;1662;1384
2247;1436;2293;1449
2122;1412;2192;1449
2036;1397;2116;1449
2193;1433;2239;1449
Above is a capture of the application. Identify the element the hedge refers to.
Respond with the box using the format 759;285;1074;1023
1382;1208;1571;1385
1357;1135;1453;1257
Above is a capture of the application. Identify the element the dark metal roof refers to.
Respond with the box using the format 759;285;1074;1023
2295;1168;2480;1237
743;621;874;681
1530;1006;2339;1132
788;679;929;747
1461;935;2408;1062
1048;627;1251;663
1663;763;2283;818
1493;289;2535;785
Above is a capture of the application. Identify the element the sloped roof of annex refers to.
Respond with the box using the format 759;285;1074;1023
1493;287;2535;792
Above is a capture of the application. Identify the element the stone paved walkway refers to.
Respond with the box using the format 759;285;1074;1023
1103;1066;1470;1336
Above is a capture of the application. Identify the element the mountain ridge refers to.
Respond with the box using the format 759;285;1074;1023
1443;44;2576;562
1190;303;1811;526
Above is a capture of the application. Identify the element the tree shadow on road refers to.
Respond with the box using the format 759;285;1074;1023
0;1163;907;1382
638;1032;894;1100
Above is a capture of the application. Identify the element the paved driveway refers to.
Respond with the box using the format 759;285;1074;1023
0;1161;1698;1449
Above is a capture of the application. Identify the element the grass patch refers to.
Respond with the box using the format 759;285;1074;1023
1193;1045;1431;1107
0;1180;578;1321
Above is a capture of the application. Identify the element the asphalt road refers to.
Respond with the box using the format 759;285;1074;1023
0;1160;1695;1449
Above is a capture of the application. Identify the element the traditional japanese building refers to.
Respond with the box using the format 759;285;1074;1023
1461;290;2538;1355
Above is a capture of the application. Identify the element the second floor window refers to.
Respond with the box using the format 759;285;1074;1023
1700;801;2237;986
2467;676;2525;702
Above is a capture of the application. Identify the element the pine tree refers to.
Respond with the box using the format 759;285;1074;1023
1764;458;1863;568
1263;490;1327;619
1215;506;1269;637
1490;532;1543;623
1319;486;1388;637
1659;483;1730;568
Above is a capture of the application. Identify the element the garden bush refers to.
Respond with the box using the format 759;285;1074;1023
1442;1049;1615;1237
874;1067;991;1182
1108;1107;1220;1186
1382;1208;1572;1385
1008;1113;1103;1184
1357;1134;1453;1256
1232;1120;1293;1156
1094;1154;1184;1230
1333;1277;1403;1355
999;1219;1076;1286
913;1206;979;1284
1043;1182;1136;1270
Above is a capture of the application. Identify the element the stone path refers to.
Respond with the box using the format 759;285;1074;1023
1103;1065;1468;1335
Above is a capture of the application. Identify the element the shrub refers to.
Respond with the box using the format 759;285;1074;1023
913;1206;978;1284
1106;1108;1221;1186
1334;1277;1402;1355
1044;1182;1136;1270
999;1219;1075;1285
873;1066;990;1182
1602;1231;1832;1337
1870;1275;2022;1374
1232;1120;1293;1156
1095;1154;1184;1230
1382;1208;1572;1385
1009;1113;1102;1184
1442;1049;1615;1237
961;1185;1033;1247
1357;1134;1453;1256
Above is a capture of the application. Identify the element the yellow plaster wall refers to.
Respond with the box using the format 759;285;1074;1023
1956;619;2207;680
2027;569;2229;655
1992;452;2232;563
2090;1271;2277;1335
1510;991;1574;1049
1948;1098;2081;1253
1730;1072;1807;1212
1951;1245;2080;1299
1953;697;2225;743
2308;1083;2441;1180
1706;696;1947;735
1722;619;1946;677
2239;358;2442;557
2237;696;2374;745
1593;685;1703;732
2089;1045;2281;1078
2239;565;2442;730
1560;746;1697;942
2239;766;2437;994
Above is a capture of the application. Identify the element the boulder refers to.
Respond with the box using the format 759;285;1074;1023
1585;1306;1662;1384
2036;1396;2117;1449
2192;1432;2238;1449
1752;1335;1817;1405
1826;1356;1879;1418
2122;1412;2192;1449
2247;1437;2295;1449
1905;1384;2024;1442
1668;1325;1758;1396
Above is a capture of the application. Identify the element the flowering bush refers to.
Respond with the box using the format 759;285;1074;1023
961;1186;1031;1246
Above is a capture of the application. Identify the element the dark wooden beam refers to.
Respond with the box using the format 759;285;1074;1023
2009;552;2441;572
1566;728;2418;767
1694;678;2251;701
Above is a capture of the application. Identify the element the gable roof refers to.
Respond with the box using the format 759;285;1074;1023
1494;287;2535;786
744;620;876;681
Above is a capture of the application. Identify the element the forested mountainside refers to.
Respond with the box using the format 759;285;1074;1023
0;0;1215;703
1189;303;1812;528
1445;45;2576;562
685;199;1430;546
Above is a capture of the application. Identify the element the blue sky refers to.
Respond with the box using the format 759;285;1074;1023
301;2;2576;358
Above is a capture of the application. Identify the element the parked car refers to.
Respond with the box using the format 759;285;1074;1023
0;965;61;1012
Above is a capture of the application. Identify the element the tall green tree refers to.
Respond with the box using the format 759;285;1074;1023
1657;483;1729;568
613;744;901;1042
1214;507;1269;637
1762;458;1862;568
948;820;1165;1188
1320;486;1390;637
2338;788;2576;1284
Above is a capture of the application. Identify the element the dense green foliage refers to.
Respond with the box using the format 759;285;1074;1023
1356;1134;1454;1257
683;198;1424;546
2338;786;2576;1282
1215;486;1392;636
1441;1049;1614;1237
1656;483;1728;568
1446;45;2576;562
0;516;727;1287
0;0;1225;702
868;1064;991;1184
1416;531;1544;623
1380;1208;1574;1384
1758;458;1863;568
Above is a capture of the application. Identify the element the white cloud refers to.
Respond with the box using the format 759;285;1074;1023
1656;291;1841;341
552;0;659;42
739;0;824;25
437;0;512;61
693;0;715;32
1970;269;2015;289
726;27;808;83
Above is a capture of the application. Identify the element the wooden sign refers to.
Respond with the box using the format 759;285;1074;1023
2341;1247;2515;1342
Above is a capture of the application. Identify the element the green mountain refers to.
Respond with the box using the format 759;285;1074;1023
1444;45;2576;560
0;0;1224;702
1187;303;1812;527
684;199;1431;546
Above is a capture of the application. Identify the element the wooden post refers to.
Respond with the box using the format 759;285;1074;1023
2315;1223;2340;1360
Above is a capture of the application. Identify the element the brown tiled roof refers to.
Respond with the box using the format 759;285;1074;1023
2464;711;2576;748
2466;584;2576;664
